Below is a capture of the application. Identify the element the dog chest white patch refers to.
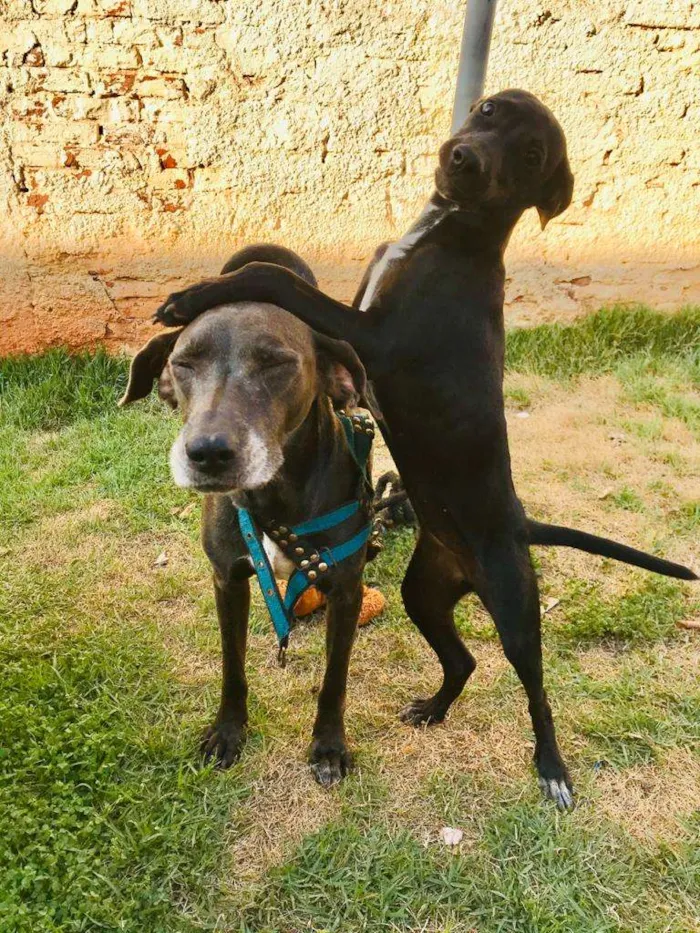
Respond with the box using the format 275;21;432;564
358;200;454;311
262;534;295;579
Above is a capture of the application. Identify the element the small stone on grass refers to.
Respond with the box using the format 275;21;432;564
439;826;464;847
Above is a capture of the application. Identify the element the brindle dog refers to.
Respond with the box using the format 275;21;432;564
121;245;372;786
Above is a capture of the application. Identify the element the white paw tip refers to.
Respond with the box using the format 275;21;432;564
539;776;574;810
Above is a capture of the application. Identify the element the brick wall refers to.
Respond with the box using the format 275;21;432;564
1;0;698;353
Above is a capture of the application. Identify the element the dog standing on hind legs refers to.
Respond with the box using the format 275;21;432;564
156;90;697;809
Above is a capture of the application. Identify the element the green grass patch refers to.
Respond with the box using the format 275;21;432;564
0;347;129;432
616;356;700;436
552;649;700;769
0;620;248;932
505;385;533;409
669;500;700;537
506;304;699;381
556;576;691;645
610;485;645;512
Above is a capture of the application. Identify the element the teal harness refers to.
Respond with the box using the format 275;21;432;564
238;412;374;665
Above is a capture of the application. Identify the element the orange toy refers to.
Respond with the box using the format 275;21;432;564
276;580;386;627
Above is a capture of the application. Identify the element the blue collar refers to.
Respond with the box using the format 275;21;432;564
238;411;374;664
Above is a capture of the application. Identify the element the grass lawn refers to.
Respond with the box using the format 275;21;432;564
0;306;698;932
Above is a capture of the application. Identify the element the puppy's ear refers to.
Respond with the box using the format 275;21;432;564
118;329;183;406
536;153;574;230
314;333;367;411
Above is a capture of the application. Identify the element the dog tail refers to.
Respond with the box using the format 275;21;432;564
527;520;697;581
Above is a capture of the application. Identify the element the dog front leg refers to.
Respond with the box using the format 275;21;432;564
155;262;377;359
309;575;363;786
201;568;251;768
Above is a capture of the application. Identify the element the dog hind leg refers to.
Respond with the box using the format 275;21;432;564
475;535;573;810
399;533;476;726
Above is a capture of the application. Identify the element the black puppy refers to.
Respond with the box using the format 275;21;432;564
121;245;374;786
155;91;697;809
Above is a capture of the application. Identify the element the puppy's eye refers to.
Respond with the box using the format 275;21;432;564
480;101;495;116
524;150;542;167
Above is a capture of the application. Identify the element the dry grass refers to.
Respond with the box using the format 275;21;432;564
595;746;700;843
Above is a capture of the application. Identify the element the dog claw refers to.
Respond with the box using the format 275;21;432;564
399;697;445;726
309;741;352;787
154;301;180;326
538;775;575;811
200;721;245;770
310;759;335;787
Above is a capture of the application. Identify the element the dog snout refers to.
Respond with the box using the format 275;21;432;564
449;143;480;174
185;433;235;472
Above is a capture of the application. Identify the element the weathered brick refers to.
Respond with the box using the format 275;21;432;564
12;143;68;169
153;143;189;168
132;0;225;24
149;167;190;190
134;74;186;98
140;98;189;124
91;71;138;96
31;0;78;15
12;118;100;146
51;93;140;122
101;122;153;146
137;44;203;73
32;67;91;93
110;18;160;46
83;19;116;44
10;94;49;119
82;44;142;70
0;23;37;63
192;166;238;191
87;0;133;18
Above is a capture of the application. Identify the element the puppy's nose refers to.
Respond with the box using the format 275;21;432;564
450;143;480;174
186;434;235;470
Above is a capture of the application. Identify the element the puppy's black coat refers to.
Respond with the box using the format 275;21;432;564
155;91;697;808
122;245;373;786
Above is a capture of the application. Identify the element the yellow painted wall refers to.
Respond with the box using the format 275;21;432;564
1;0;698;352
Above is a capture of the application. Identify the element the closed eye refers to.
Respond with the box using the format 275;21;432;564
253;347;299;370
171;358;194;372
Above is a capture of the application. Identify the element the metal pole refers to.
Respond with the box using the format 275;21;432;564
450;0;499;133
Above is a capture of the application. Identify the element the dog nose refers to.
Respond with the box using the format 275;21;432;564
450;143;480;173
186;433;235;470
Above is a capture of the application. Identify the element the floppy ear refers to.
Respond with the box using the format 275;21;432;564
314;333;367;411
536;153;574;230
118;328;183;406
